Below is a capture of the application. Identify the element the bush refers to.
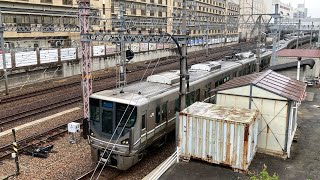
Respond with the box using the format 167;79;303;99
249;165;278;180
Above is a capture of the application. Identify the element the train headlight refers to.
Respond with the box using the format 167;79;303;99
121;139;129;145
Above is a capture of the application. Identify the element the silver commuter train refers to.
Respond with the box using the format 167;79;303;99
87;48;274;170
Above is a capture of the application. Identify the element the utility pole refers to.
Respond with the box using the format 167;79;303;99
119;1;126;93
0;10;9;95
272;4;279;66
278;17;282;45
296;19;301;49
78;0;92;120
256;15;261;73
180;0;187;111
310;21;313;47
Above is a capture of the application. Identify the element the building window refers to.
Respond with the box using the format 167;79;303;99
150;11;154;16
41;0;52;3
103;4;106;15
158;0;162;4
158;11;162;17
132;8;136;15
141;9;146;15
62;0;72;5
150;0;154;3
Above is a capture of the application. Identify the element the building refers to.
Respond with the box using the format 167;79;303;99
108;0;239;41
236;0;268;40
1;0;240;50
213;70;306;158
293;3;308;19
0;0;103;50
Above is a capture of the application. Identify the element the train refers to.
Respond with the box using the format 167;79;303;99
86;36;308;170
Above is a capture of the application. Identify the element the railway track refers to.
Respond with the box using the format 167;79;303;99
0;118;83;161
0;42;252;104
0;43;255;132
0;96;81;127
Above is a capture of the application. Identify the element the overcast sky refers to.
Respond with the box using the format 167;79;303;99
281;0;320;18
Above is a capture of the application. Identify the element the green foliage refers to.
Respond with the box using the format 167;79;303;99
249;165;278;180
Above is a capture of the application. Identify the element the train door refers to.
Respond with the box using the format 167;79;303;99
140;111;147;145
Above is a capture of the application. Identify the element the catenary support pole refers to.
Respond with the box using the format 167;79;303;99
78;0;92;125
180;0;187;111
296;19;301;49
206;18;209;56
310;22;313;47
318;25;320;47
0;10;9;95
119;0;126;93
256;15;261;73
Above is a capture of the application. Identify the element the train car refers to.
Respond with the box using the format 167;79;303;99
87;50;273;170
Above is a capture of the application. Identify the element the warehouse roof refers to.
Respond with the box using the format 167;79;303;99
277;49;320;58
212;70;306;102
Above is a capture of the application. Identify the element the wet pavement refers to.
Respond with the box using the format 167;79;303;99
161;87;320;180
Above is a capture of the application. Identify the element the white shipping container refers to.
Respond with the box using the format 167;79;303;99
179;102;259;171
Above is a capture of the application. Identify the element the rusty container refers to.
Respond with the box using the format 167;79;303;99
178;102;259;171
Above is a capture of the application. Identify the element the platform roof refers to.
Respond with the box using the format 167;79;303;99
212;70;306;102
277;49;320;58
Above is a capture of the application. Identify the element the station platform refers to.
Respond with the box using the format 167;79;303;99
153;87;320;180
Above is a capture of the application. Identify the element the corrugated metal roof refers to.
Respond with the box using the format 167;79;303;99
277;49;320;58
213;70;306;102
181;102;258;124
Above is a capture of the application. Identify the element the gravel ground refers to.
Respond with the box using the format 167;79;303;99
0;107;82;147
0;133;176;180
0;134;94;180
116;136;176;180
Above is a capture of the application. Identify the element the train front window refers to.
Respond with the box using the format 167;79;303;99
102;110;113;134
90;98;100;122
116;103;137;128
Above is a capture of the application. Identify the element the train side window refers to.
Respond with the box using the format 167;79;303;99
141;114;146;130
162;103;167;122
190;91;195;105
186;94;190;107
175;98;179;112
214;81;219;88
195;89;200;102
156;106;161;124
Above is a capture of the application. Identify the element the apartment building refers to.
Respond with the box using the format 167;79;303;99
0;0;102;50
1;0;239;49
107;0;239;38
